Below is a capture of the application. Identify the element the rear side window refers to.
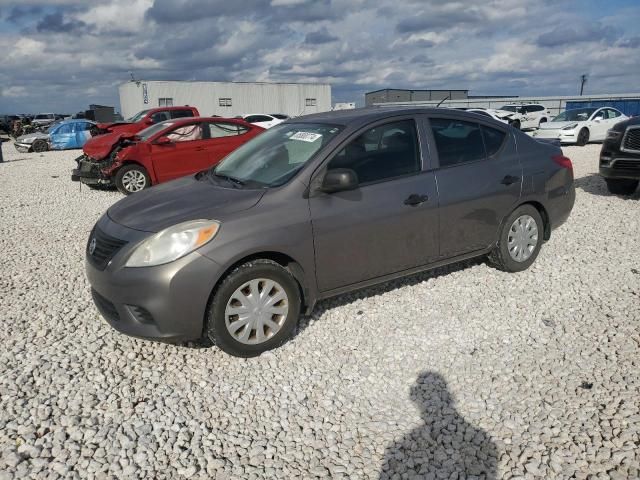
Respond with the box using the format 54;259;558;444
327;120;420;184
207;122;248;138
482;126;506;156
527;105;545;112
55;124;73;134
171;110;195;119
430;119;484;167
430;119;507;167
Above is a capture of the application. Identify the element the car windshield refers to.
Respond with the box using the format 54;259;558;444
211;123;343;188
499;106;517;112
137;120;176;141
552;108;597;122
126;109;150;123
35;114;51;119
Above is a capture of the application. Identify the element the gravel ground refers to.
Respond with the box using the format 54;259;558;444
0;140;638;480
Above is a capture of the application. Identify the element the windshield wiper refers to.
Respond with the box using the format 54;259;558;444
212;171;245;187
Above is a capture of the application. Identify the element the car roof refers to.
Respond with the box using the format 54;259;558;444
291;106;498;127
56;119;96;125
154;116;255;127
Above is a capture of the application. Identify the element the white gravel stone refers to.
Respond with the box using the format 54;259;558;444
0;140;639;479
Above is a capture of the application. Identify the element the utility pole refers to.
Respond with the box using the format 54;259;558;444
580;74;588;96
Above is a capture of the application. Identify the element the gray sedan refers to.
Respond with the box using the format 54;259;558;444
85;107;575;357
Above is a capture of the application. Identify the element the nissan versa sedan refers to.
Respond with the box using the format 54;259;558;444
85;107;575;357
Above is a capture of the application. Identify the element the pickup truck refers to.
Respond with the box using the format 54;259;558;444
91;106;200;136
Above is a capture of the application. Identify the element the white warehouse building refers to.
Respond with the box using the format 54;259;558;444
118;80;331;119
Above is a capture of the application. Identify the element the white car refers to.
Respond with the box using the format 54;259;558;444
31;113;57;127
242;114;286;129
533;107;628;146
462;108;522;127
499;104;552;130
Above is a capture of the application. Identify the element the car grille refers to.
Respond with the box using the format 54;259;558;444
612;159;640;171
622;126;640;154
91;289;119;322
87;226;128;270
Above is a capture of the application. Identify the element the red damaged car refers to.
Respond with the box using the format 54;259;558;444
71;117;264;194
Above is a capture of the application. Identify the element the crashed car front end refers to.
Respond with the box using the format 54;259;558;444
71;135;136;186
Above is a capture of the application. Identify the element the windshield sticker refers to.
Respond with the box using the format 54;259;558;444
290;132;322;142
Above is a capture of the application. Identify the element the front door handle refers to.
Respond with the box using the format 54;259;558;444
501;175;520;186
195;147;206;151
404;194;429;206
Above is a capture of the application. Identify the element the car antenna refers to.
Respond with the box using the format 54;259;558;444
436;94;451;108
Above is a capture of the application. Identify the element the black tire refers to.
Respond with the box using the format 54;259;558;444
539;118;547;127
114;164;150;195
576;128;589;146
510;119;521;130
488;205;544;273
605;178;639;195
32;139;48;153
206;259;302;357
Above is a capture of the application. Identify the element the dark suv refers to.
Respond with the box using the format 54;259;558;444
600;116;640;195
85;107;575;357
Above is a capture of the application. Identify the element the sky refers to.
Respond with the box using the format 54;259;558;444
0;0;639;114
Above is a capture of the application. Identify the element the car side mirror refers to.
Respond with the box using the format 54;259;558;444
145;117;154;124
155;136;172;145
321;168;358;193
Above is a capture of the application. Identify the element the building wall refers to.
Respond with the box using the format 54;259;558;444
119;81;331;119
376;93;640;117
365;89;468;106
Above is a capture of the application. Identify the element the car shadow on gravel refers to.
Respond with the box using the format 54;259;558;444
379;371;497;479
574;174;640;199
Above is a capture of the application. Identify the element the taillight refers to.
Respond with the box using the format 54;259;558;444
552;154;573;172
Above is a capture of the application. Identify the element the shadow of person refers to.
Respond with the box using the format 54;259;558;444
380;372;498;480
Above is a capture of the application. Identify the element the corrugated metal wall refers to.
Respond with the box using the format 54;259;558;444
119;81;331;119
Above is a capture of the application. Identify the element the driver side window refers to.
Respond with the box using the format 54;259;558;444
327;120;420;185
166;123;203;142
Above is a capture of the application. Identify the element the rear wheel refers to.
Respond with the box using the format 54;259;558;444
206;259;301;357
488;205;543;272
510;119;521;130
115;164;150;195
32;139;48;153
576;128;589;146
605;178;638;195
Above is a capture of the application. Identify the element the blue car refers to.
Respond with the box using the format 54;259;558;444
15;119;96;153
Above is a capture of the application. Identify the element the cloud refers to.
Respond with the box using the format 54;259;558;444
0;0;638;114
536;23;619;47
304;27;338;44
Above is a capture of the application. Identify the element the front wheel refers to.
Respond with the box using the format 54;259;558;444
576;128;589;146
206;259;301;357
115;164;150;195
605;178;638;195
488;205;543;272
32;139;48;153
510;119;521;130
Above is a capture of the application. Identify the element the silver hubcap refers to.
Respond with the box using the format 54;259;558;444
225;278;289;345
121;170;146;192
508;214;539;262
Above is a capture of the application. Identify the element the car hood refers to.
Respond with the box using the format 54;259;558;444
83;132;136;160
540;121;583;130
16;132;49;142
107;175;266;232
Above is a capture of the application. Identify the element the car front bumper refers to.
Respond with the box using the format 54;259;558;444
600;155;640;180
71;156;113;185
533;129;577;143
14;143;32;153
85;214;224;342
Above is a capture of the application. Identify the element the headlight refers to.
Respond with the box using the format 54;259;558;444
605;129;622;140
561;123;578;130
125;219;220;267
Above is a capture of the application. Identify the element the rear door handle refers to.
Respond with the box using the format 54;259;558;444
404;194;429;206
501;175;520;186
